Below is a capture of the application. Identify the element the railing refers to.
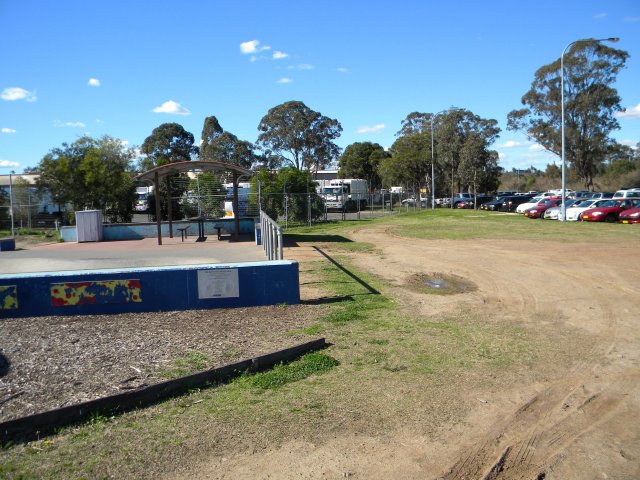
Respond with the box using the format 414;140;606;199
260;210;284;260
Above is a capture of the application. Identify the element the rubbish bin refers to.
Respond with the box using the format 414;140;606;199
75;210;104;242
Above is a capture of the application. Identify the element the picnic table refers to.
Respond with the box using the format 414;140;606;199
189;217;231;242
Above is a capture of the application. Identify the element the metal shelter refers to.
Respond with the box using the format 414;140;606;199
135;160;252;245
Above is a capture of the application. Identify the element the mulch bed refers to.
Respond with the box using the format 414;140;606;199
0;304;322;422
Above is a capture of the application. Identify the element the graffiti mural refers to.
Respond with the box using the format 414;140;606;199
51;280;142;307
0;285;18;310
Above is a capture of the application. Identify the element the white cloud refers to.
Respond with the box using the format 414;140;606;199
593;12;608;19
619;139;639;149
88;78;101;87
288;64;314;70
276;77;293;84
272;50;289;60
53;120;86;128
1;87;37;102
240;39;270;54
498;152;507;160
2;127;16;134
336;67;349;73
357;124;385;134
624;16;640;23
0;159;20;168
500;140;522;148
529;143;545;151
616;103;640;119
152;100;191;115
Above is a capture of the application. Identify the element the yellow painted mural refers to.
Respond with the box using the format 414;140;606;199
50;279;142;306
0;285;18;310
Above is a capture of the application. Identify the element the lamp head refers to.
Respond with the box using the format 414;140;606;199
607;37;620;43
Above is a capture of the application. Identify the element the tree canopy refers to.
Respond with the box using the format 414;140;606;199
384;109;501;196
139;123;198;170
256;101;342;171
507;40;629;189
200;116;256;169
35;136;137;223
337;142;389;190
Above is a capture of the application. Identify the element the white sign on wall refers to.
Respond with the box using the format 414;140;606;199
197;269;239;299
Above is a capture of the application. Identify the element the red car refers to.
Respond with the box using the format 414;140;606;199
523;199;561;219
579;199;640;222
619;206;640;224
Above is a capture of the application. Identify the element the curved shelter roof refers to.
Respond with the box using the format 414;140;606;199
134;160;254;245
135;160;252;183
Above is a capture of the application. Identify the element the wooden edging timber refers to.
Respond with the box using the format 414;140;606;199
0;337;328;445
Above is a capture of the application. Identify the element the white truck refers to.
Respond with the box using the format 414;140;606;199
321;179;368;211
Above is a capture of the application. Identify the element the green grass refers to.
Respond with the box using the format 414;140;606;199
391;209;640;241
0;211;609;479
157;351;211;379
239;352;339;390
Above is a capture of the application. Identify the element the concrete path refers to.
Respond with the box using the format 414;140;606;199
1;236;267;274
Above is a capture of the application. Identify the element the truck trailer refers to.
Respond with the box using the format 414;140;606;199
320;179;368;211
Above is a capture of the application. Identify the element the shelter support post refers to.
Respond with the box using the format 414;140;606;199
166;177;173;238
154;172;162;245
233;171;239;241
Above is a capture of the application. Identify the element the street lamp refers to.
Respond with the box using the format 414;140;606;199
9;170;15;238
430;110;448;210
560;36;619;221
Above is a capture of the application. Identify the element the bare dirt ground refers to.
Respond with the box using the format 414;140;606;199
181;224;640;479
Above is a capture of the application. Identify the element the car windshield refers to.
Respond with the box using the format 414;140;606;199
574;200;595;208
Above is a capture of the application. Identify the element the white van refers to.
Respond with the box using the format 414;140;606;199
613;188;640;199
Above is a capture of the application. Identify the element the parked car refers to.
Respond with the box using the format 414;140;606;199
500;195;535;212
589;192;614;199
619;206;640;224
456;194;493;209
543;199;582;220
481;197;507;211
515;196;546;214
401;196;428;207
523;199;561;219
612;188;640;200
579;199;640;222
563;199;613;221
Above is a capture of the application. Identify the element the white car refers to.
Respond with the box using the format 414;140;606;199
543;199;582;219
515;196;545;214
562;199;612;221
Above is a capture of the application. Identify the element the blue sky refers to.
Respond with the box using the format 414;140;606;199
1;0;639;173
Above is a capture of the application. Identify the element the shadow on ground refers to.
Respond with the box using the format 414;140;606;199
284;234;353;247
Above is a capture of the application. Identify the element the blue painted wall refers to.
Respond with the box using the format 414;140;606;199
0;261;299;318
60;218;258;243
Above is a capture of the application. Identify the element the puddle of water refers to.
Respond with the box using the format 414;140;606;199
425;278;449;289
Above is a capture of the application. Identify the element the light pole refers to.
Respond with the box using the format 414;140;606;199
560;37;619;221
9;170;15;238
430;110;448;210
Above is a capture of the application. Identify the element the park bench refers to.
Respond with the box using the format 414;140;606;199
177;225;190;242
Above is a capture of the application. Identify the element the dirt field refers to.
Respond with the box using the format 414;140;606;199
178;224;640;479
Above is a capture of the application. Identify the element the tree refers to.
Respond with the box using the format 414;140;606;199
140;123;198;220
507;40;629;189
338;142;388;190
387;109;500;199
139;123;198;170
435;109;501;197
256;101;342;171
252;168;324;223
36;136;137;223
200;116;256;170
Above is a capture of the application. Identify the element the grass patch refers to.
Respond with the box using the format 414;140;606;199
157;351;211;379
240;352;339;390
390;209;640;242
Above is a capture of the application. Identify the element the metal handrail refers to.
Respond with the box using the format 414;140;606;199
260;210;283;260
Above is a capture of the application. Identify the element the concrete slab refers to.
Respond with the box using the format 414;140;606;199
1;235;267;274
